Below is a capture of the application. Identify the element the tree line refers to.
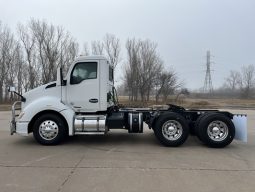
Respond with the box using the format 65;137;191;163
124;38;181;104
0;19;181;103
220;65;255;98
0;19;79;103
1;19;254;104
4;19;252;105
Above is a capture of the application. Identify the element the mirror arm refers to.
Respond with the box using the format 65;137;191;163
12;91;26;102
62;79;67;86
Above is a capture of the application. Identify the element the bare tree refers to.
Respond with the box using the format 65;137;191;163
21;64;30;92
125;38;140;101
82;42;90;56
138;39;162;102
124;38;165;104
28;19;78;84
18;23;38;89
0;23;16;103
58;34;79;75
15;45;24;95
0;19;79;102
103;33;121;69
155;70;180;103
91;40;104;55
5;43;24;101
239;65;255;98
34;21;63;83
175;88;189;103
224;70;241;91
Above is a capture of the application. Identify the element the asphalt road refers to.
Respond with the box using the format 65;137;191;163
0;110;255;192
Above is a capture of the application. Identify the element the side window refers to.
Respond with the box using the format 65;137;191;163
70;62;97;84
109;66;114;82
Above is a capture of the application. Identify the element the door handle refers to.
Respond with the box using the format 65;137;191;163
89;98;98;103
73;106;82;108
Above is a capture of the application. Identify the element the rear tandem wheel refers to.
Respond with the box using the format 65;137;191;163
153;112;189;147
196;113;235;148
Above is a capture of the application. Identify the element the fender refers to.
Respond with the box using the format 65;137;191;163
18;96;75;136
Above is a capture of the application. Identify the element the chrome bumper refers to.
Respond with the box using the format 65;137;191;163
10;101;22;135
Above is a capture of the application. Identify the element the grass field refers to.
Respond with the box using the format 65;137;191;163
1;97;255;111
0;104;11;111
118;96;255;109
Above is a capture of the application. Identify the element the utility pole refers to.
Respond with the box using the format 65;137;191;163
203;50;213;93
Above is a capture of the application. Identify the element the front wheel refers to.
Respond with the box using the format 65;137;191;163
153;113;189;147
33;114;67;145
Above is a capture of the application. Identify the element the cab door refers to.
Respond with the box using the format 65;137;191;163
66;62;100;112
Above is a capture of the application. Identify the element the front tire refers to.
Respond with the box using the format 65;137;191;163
154;113;189;147
33;114;67;145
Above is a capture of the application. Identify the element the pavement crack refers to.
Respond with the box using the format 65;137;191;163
1;163;255;172
56;154;85;192
86;146;163;154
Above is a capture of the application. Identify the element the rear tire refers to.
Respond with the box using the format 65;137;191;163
154;112;189;147
197;113;235;148
194;113;211;140
33;114;67;145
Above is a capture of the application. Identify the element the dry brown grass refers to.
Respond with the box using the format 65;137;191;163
0;105;11;111
118;96;255;109
1;97;255;111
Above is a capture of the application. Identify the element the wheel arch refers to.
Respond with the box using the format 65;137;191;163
28;110;69;134
151;111;187;130
151;112;165;130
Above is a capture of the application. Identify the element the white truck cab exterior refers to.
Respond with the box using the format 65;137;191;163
63;55;114;112
11;56;114;137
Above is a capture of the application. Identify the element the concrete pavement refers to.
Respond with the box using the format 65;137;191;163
0;110;255;192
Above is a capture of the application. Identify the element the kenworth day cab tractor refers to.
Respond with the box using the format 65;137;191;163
9;56;247;147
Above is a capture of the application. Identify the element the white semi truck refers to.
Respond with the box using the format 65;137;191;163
9;56;247;147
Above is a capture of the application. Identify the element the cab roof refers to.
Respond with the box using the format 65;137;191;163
74;55;108;62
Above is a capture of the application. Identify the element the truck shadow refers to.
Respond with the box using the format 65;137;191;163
65;132;205;148
12;132;237;149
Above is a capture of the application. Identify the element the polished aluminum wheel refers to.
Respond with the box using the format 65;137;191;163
162;120;183;141
207;120;228;142
39;120;59;140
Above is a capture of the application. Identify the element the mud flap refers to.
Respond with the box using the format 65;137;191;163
232;115;247;142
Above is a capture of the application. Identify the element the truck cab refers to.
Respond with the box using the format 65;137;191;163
62;55;114;112
11;56;116;143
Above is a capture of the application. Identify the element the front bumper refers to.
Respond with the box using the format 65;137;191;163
10;119;16;135
10;120;29;136
16;122;29;136
10;101;21;135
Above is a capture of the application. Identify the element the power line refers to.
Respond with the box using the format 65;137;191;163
203;50;213;93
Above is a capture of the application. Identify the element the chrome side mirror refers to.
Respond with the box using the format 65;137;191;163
8;86;26;102
8;86;16;92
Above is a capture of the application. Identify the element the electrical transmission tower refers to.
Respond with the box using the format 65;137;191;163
203;50;213;93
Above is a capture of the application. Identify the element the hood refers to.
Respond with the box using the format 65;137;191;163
22;81;61;108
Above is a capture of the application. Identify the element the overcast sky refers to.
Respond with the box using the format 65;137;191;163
1;0;255;89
